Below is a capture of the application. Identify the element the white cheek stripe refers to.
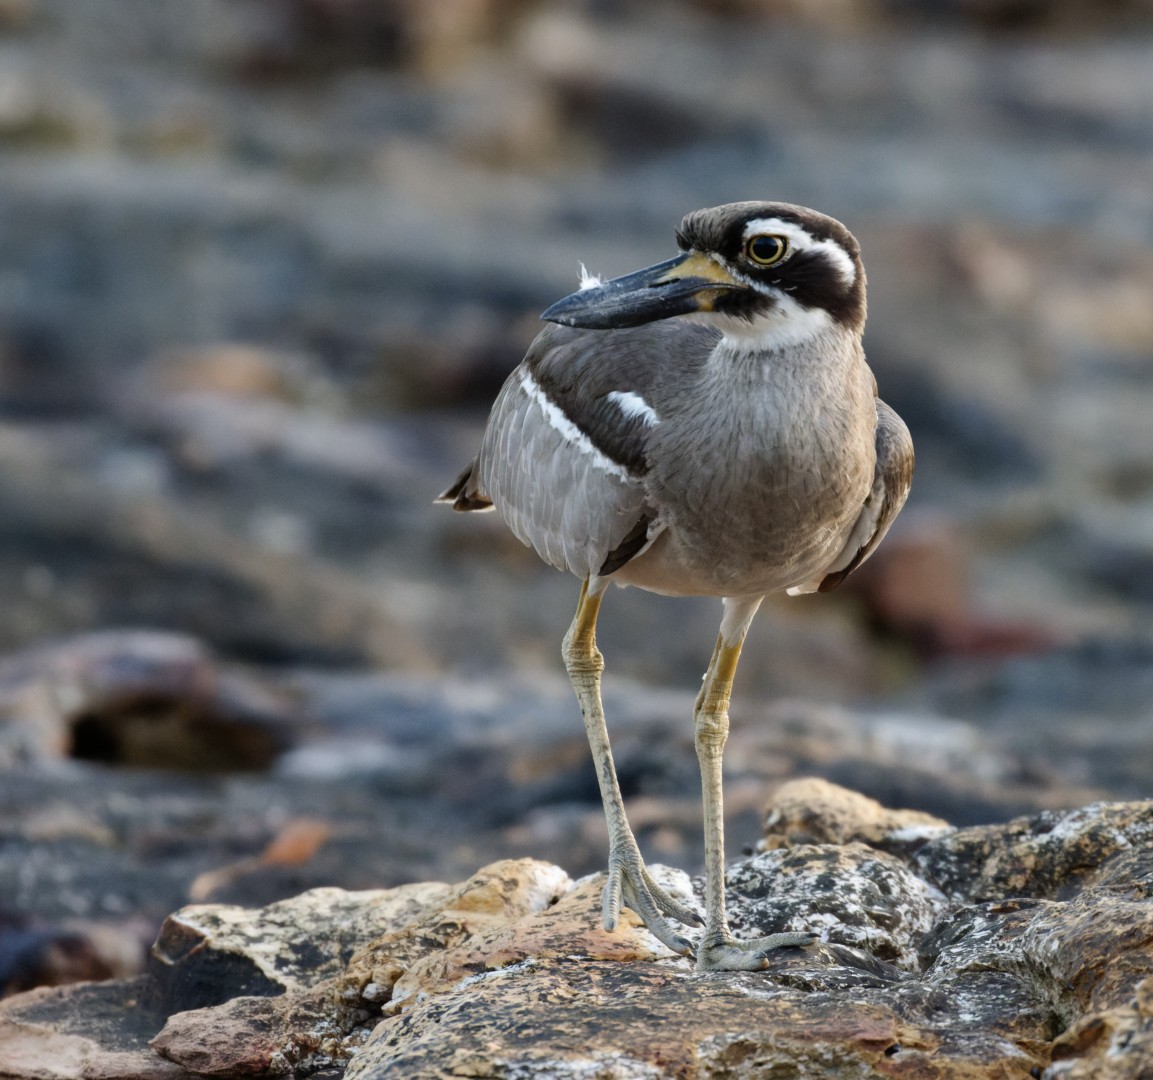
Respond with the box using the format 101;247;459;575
606;390;659;426
742;217;857;287
697;293;836;355
518;368;631;481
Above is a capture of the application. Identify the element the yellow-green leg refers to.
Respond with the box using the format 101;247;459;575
562;580;702;955
695;596;817;971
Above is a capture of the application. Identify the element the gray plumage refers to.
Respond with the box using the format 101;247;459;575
442;309;910;599
438;201;914;971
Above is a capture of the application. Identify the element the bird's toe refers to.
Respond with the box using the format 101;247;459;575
641;866;704;927
601;844;701;955
696;931;817;972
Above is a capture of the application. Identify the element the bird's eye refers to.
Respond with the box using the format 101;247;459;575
746;234;789;266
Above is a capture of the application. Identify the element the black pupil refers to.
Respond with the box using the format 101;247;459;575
750;236;783;263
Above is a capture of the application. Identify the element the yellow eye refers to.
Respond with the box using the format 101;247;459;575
746;234;789;266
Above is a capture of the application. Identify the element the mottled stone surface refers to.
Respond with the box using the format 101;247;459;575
720;844;945;971
916;800;1153;902
377;866;689;1018
150;883;454;1012
761;776;954;852
3;783;1152;1079
334;858;575;1013
347;960;1044;1080
150;990;338;1080
0;979;190;1080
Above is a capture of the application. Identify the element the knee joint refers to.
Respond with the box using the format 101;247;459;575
694;707;729;748
563;638;604;676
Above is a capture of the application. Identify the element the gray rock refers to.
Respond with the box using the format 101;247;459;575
150;884;454;1012
719;844;946;971
4;782;1153;1079
0;629;296;770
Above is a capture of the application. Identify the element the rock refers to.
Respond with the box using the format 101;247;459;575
844;516;1064;661
150;882;455;1013
0;426;435;670
149;990;336;1080
186;818;337;904
381;866;688;1017
334;858;574;1015
916;799;1153;902
0;979;190;1080
1049;977;1153;1080
761;776;954;853
343;792;1153;1079
139;344;328;405
0;630;297;770
3;782;1153;1079
738;698;1099;828
720;845;945;971
346;958;1044;1079
0;918;144;999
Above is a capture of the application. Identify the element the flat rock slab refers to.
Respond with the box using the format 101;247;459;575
349;959;1042;1080
0;979;189;1080
2;781;1152;1080
150;883;455;1012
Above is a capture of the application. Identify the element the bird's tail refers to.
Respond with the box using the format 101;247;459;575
435;461;494;512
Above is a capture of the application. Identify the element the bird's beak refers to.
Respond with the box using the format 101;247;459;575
541;251;742;329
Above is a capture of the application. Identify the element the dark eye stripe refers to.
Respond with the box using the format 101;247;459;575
746;235;789;266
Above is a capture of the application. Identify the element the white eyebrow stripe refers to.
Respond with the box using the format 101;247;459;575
742;216;857;287
605;390;659;426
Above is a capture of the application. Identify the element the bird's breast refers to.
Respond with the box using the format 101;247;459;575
626;348;878;596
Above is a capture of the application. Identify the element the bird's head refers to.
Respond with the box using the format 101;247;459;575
541;201;866;351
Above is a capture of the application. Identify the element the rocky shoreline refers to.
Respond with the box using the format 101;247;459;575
3;779;1151;1079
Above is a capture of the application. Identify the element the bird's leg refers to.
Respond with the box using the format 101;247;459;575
694;597;817;972
562;580;702;956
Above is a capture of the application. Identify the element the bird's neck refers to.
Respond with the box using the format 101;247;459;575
693;328;872;451
707;325;864;381
697;295;864;359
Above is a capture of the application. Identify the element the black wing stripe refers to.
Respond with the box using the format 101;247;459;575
528;363;652;476
598;514;652;576
522;321;717;479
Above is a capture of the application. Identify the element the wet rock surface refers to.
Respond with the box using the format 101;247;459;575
2;782;1151;1079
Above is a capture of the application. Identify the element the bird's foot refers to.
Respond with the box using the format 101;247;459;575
603;841;703;957
695;930;817;972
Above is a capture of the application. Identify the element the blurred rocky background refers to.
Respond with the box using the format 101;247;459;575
2;0;1153;1006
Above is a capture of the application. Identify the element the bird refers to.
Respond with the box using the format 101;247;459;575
437;201;913;971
